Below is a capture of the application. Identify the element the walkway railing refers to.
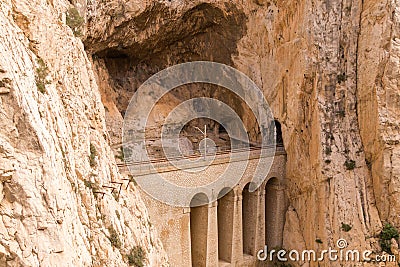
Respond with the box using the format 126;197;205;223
117;144;285;176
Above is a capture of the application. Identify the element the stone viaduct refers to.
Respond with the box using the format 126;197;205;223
121;144;287;267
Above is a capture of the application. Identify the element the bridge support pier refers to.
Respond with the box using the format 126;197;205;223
255;188;266;252
252;187;266;256
206;201;219;267
242;185;259;256
231;190;243;265
265;179;287;248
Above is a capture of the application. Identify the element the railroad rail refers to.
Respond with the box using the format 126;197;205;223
117;144;285;175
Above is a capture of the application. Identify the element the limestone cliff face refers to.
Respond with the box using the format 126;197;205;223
82;0;400;265
358;0;400;229
0;0;167;266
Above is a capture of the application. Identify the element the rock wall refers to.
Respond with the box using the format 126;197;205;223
358;0;400;228
252;0;385;261
82;0;400;265
0;0;167;266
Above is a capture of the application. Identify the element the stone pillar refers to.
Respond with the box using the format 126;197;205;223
183;208;192;267
217;191;235;263
231;188;243;264
190;205;209;267
265;180;287;248
275;184;287;248
206;201;218;267
242;186;259;256
256;188;266;251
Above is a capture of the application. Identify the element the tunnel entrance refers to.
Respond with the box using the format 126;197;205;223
275;120;284;146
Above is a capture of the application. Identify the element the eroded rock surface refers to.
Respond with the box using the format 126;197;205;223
1;0;400;266
83;0;400;265
0;0;167;266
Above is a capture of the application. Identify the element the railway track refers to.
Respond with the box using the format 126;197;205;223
116;144;285;175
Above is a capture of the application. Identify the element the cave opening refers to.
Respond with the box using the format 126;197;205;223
90;2;259;152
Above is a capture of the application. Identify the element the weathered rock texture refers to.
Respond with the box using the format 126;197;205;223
358;0;400;229
1;0;400;266
0;0;167;266
81;0;400;266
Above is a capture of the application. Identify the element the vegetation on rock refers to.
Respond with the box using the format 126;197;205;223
35;58;49;93
344;159;356;170
341;223;352;232
107;226;122;249
127;246;146;267
380;223;399;254
66;7;84;37
89;143;97;167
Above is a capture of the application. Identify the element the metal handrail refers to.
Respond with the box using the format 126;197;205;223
117;143;285;167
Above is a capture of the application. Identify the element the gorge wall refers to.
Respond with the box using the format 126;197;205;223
1;0;400;266
83;0;400;265
0;0;167;266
